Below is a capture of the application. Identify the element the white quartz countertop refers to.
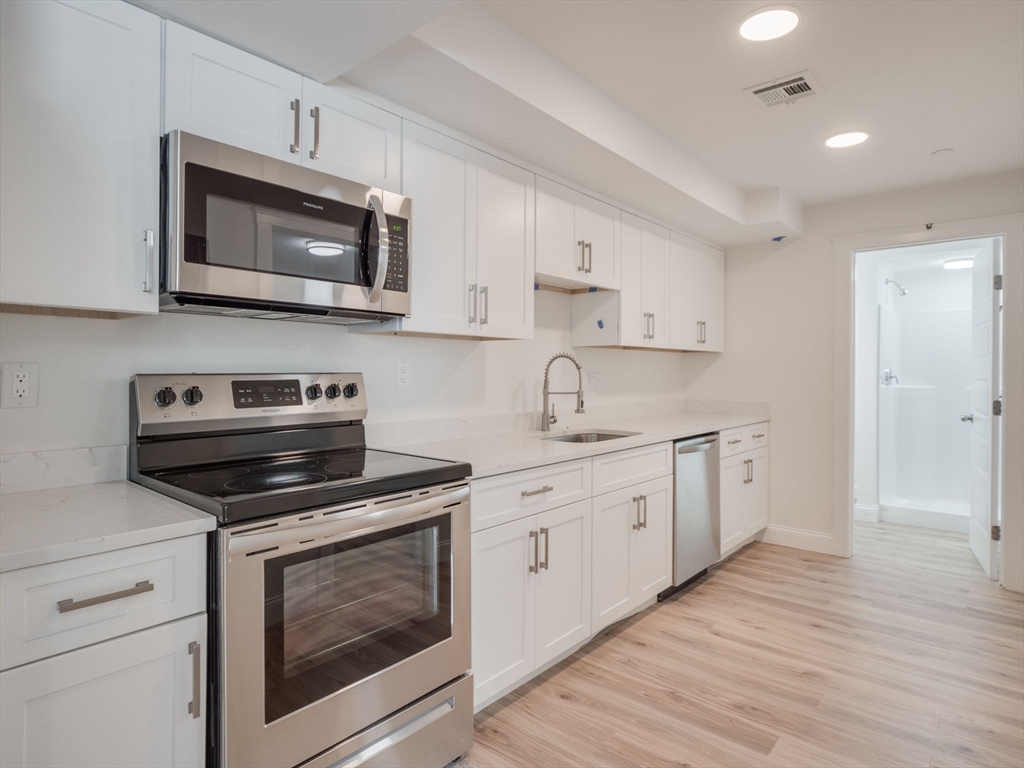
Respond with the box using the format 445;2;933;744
393;411;768;479
0;481;217;573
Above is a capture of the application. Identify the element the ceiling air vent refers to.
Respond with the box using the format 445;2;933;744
744;70;823;107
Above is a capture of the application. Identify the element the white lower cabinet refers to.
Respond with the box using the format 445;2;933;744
471;500;591;705
720;434;770;554
591;474;673;633
0;613;206;768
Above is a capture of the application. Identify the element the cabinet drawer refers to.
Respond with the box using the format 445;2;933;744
471;459;591;532
745;423;769;450
591;442;672;497
720;427;748;457
0;535;206;671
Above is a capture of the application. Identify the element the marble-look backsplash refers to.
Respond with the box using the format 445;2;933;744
1;399;768;492
0;445;126;495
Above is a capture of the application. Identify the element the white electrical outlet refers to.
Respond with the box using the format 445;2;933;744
2;362;39;408
397;361;410;389
588;371;601;394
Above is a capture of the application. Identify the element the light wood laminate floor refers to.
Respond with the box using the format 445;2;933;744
467;522;1024;768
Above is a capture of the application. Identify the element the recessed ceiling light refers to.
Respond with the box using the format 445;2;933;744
740;6;800;41
943;258;974;270
826;132;868;148
306;241;345;257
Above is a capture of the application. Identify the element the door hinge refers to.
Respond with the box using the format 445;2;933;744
992;525;1001;542
993;399;1003;416
993;274;1003;290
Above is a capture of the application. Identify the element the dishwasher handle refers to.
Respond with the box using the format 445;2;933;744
677;435;719;454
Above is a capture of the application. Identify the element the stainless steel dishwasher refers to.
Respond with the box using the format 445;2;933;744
659;434;719;599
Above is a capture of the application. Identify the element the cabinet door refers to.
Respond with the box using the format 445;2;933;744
743;448;769;536
302;81;401;192
535;500;592;667
164;22;302;163
618;213;646;347
641;222;670;347
579;194;620;290
471;517;536;704
669;234;698;351
591;487;637;633
397;122;477;336
0;613;205;768
720;454;747;554
695;247;725;352
0;0;160;314
535;177;583;286
632;474;673;603
476;153;535;340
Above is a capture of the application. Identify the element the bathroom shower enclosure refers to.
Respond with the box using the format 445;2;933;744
853;237;1003;570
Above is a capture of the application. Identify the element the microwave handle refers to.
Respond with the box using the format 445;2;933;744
366;194;390;304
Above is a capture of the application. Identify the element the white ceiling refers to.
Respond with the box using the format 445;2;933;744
132;0;459;82
479;0;1024;205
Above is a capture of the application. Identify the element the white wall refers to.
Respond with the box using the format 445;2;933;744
685;169;1024;568
0;289;715;455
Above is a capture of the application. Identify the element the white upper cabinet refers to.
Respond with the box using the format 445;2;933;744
164;21;303;163
0;0;161;314
301;79;401;192
535;177;619;290
669;234;725;352
165;24;401;191
476;153;535;340
641;221;670;346
618;213;647;347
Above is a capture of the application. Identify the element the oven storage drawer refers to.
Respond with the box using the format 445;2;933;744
297;674;474;768
0;535;205;671
470;458;592;531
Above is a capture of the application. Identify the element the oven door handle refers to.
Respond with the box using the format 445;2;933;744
227;486;469;556
365;193;390;305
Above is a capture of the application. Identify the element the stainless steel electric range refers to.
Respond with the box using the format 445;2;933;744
128;373;473;768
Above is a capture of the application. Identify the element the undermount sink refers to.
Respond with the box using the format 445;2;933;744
542;430;640;443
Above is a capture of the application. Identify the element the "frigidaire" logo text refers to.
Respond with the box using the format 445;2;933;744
302;202;324;211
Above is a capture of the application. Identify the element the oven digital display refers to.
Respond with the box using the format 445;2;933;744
232;379;303;408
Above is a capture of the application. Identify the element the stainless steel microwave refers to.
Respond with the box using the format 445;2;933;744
161;131;410;324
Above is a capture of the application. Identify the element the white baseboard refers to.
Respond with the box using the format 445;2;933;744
854;503;880;523
762;524;836;555
880;504;969;533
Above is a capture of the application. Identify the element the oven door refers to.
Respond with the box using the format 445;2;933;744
165;131;410;317
220;484;470;768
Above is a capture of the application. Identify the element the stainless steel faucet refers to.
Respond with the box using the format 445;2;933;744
542;353;585;431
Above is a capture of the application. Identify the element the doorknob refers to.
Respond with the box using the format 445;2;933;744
961;414;974;422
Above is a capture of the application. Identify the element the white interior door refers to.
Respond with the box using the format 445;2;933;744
969;239;1002;578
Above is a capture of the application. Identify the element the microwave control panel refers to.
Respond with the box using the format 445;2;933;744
383;217;408;293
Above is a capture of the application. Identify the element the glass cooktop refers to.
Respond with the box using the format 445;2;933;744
146;448;470;524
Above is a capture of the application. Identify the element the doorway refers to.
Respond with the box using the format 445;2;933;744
851;236;1003;575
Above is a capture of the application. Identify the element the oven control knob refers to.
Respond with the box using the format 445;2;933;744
181;386;203;406
306;383;323;401
154;387;176;408
324;383;342;400
343;383;359;399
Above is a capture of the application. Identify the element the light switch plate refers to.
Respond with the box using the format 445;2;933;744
1;362;39;408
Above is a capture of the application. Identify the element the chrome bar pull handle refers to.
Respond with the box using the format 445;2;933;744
188;641;201;719
539;527;550;570
585;242;593;274
577;240;586;272
522;485;553;498
529;530;538;574
632;496;642;530
651;312;656;340
56;580;154;613
290;99;301;154
480;285;489;325
468;284;477;324
309;106;320;160
641;494;648;529
143;229;155;292
642;313;650;339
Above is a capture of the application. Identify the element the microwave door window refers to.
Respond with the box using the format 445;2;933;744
204;195;371;288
